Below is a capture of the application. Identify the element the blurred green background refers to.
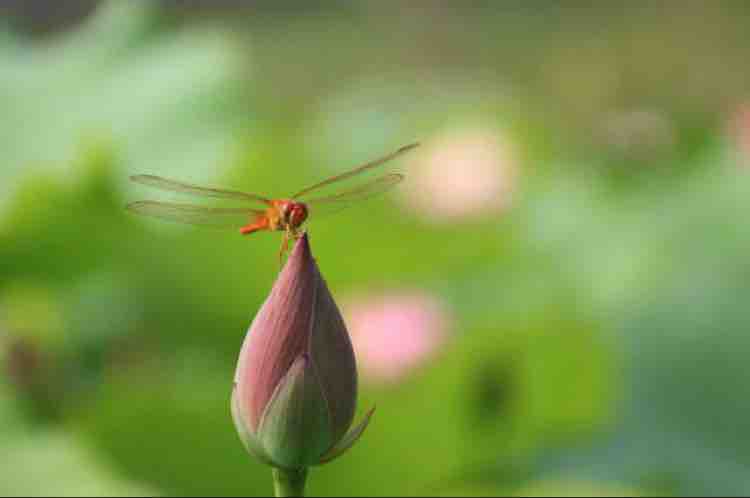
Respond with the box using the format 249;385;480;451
2;1;750;496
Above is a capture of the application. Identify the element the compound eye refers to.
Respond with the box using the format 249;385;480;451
291;205;307;225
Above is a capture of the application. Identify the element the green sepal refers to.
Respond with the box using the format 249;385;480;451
231;383;276;467
257;355;333;469
317;406;375;465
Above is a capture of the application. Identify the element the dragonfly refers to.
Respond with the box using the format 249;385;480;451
127;142;419;262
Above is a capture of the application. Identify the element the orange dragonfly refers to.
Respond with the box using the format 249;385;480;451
127;142;419;261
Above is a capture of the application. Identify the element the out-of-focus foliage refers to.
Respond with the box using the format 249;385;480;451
2;1;750;496
0;0;246;208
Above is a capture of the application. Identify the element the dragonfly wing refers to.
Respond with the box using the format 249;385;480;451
303;173;404;216
292;142;418;199
130;175;271;205
127;201;265;228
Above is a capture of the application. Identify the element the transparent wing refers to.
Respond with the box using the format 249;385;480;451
130;175;271;205
292;142;418;199
304;173;404;216
126;201;264;228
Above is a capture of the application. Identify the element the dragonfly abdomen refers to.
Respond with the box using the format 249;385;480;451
240;215;270;235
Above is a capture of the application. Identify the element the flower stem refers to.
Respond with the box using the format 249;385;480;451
272;467;308;497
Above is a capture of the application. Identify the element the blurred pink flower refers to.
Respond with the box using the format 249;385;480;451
728;103;750;164
402;127;517;222
343;291;451;384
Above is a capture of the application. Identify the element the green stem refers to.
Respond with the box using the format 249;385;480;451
272;467;308;497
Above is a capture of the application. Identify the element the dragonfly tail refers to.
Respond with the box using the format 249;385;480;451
239;216;269;235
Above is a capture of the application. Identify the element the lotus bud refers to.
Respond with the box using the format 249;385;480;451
232;233;374;471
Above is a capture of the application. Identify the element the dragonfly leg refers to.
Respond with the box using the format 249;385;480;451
277;227;304;267
278;230;290;267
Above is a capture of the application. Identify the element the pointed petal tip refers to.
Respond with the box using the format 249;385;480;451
276;231;316;283
287;231;314;267
297;230;311;251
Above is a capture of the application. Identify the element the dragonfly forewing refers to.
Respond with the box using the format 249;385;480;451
292;142;418;199
130;175;271;205
127;201;264;228
303;173;404;216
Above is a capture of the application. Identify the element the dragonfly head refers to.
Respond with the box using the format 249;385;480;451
279;200;308;229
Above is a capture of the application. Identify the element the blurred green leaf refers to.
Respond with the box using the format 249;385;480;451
0;0;249;208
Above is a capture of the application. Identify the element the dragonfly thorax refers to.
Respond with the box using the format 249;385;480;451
269;199;308;231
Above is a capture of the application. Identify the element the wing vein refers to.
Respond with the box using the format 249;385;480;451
292;142;418;199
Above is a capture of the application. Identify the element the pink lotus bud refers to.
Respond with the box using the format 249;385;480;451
232;233;374;470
